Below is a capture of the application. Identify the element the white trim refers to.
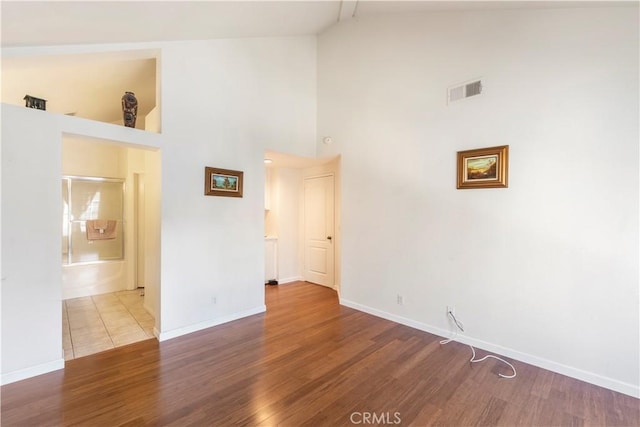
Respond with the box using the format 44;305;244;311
157;305;266;342
1;358;65;386
278;276;304;285
340;298;451;339
339;298;640;399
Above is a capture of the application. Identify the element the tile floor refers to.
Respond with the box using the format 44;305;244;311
62;290;156;360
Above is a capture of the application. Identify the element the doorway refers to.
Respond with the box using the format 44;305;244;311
62;291;155;359
61;136;160;360
263;151;340;292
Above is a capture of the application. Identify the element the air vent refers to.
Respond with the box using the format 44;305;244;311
448;79;483;104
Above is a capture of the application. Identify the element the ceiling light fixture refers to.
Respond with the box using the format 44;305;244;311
264;159;273;164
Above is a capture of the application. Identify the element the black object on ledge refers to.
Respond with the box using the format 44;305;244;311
24;95;47;110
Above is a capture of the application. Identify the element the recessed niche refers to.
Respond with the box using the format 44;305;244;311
1;49;161;132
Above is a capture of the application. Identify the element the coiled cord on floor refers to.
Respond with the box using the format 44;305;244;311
439;311;517;379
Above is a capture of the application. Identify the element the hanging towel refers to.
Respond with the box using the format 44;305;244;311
86;219;118;240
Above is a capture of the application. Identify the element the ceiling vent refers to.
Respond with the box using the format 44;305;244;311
448;79;483;104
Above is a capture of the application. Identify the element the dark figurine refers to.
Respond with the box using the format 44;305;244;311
24;95;47;110
121;91;138;128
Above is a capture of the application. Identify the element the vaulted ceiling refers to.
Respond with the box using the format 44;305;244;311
1;1;627;127
4;1;619;48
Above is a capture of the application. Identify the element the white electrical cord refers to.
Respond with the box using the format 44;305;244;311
439;311;517;379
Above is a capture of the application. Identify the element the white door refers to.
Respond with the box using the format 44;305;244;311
304;175;335;288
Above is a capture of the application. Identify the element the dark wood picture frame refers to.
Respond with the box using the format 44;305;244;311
457;145;509;189
205;167;244;198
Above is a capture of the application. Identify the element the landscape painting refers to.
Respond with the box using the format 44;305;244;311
205;167;244;197
211;173;238;192
457;145;509;189
466;155;498;181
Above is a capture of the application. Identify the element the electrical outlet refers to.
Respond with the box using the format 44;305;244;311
397;294;404;305
446;305;455;316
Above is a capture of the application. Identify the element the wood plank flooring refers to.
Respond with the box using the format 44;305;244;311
2;282;638;426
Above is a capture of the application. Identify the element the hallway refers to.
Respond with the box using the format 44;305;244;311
63;290;155;360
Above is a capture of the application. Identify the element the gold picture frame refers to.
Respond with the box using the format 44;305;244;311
205;167;244;197
457;145;509;189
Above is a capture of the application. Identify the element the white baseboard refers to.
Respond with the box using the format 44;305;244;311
158;305;266;342
277;276;304;285
339;298;639;399
1;358;65;386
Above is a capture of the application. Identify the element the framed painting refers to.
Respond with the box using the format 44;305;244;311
457;145;509;189
205;167;244;197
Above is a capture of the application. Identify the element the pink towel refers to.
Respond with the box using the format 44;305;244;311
86;219;117;240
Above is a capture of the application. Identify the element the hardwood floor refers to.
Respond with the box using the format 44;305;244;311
2;282;638;426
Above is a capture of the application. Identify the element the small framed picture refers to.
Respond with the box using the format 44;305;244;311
205;167;244;197
457;145;509;189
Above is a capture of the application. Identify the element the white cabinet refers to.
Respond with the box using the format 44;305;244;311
265;237;278;283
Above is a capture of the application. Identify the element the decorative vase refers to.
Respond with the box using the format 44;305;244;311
121;91;138;128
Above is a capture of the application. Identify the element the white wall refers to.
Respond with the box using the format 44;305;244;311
155;36;317;338
1;103;163;383
143;105;162;321
2;106;64;382
63;137;127;178
317;7;639;397
124;144;162;323
1;35;316;381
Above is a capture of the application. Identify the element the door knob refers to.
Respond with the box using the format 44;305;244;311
327;236;332;241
